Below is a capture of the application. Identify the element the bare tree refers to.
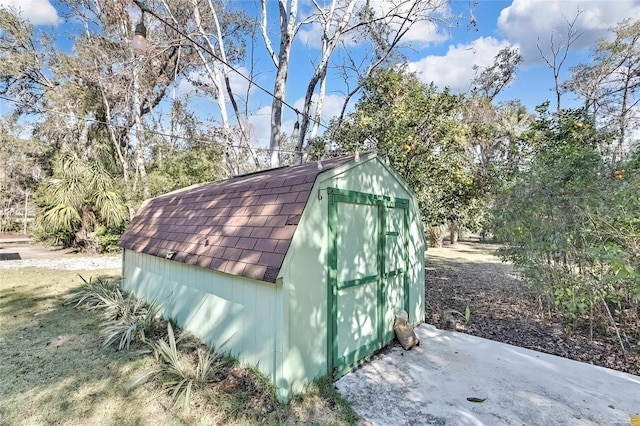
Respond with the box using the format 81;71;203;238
537;11;583;112
260;0;450;166
261;0;301;167
293;0;358;163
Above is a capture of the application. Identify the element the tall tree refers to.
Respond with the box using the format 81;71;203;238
537;12;582;112
0;118;46;233
472;46;522;102
325;68;482;246
258;0;449;167
0;1;219;215
565;19;640;162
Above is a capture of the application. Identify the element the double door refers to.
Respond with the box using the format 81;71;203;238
327;188;409;375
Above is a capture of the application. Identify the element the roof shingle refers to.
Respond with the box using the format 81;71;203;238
120;156;355;282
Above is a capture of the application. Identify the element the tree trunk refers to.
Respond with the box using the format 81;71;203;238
22;190;28;235
449;221;459;245
192;0;237;176
132;63;149;199
266;0;298;168
100;83;135;219
427;225;446;248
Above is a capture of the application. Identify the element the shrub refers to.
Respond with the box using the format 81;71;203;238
66;275;121;310
101;298;159;350
493;107;640;342
130;323;222;408
95;225;124;253
68;275;159;350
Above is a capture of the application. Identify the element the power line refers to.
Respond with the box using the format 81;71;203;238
132;0;330;133
0;94;312;155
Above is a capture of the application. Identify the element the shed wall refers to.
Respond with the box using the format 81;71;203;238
122;250;282;383
277;157;425;400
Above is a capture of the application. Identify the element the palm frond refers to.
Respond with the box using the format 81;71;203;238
42;203;81;232
95;190;128;227
130;322;223;409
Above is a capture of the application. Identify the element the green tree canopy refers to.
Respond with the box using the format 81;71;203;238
323;68;485;245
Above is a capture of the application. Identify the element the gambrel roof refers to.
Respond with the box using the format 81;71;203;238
120;156;355;282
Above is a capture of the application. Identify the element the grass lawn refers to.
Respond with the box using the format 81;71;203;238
0;268;356;425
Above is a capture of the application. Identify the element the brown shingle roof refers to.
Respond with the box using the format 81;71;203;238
120;156;355;283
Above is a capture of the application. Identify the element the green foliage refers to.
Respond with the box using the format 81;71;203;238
101;298;160;351
494;104;640;332
68;275;159;350
147;136;224;198
95;225;123;253
0;218;23;233
326;68;484;232
66;275;121;309
33;150;128;249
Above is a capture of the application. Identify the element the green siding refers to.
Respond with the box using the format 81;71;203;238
122;250;280;387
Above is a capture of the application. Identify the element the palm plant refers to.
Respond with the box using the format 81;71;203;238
68;275;160;350
34;150;128;250
101;297;159;350
130;323;222;408
66;275;121;309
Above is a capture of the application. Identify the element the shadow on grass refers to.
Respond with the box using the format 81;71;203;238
1;270;359;425
0;271;170;426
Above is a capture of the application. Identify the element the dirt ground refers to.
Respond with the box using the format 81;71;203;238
0;235;79;259
425;239;640;377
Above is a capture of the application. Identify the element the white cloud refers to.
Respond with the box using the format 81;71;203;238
247;106;272;148
367;0;451;46
497;0;640;64
247;105;299;148
298;22;323;50
248;94;344;148
407;37;513;93
0;0;59;25
402;20;450;46
227;66;255;100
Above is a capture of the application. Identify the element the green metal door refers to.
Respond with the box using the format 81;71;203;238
327;188;409;375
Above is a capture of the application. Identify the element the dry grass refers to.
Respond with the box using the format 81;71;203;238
0;267;357;425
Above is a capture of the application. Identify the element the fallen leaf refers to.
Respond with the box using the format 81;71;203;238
466;397;486;403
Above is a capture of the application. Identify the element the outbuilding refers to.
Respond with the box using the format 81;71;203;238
120;153;426;401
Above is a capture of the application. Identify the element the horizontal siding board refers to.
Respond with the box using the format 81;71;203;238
123;250;279;382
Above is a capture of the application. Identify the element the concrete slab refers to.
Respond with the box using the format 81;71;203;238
336;324;640;426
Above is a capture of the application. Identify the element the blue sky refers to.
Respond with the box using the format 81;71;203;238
2;0;639;145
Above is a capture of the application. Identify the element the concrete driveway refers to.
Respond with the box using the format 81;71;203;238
336;324;640;426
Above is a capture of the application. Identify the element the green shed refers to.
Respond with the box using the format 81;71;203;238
120;153;426;401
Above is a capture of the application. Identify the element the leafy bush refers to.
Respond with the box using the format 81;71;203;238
66;275;121;309
33;151;128;251
101;298;159;350
493;106;640;341
0;218;24;233
95;225;124;253
69;276;357;422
